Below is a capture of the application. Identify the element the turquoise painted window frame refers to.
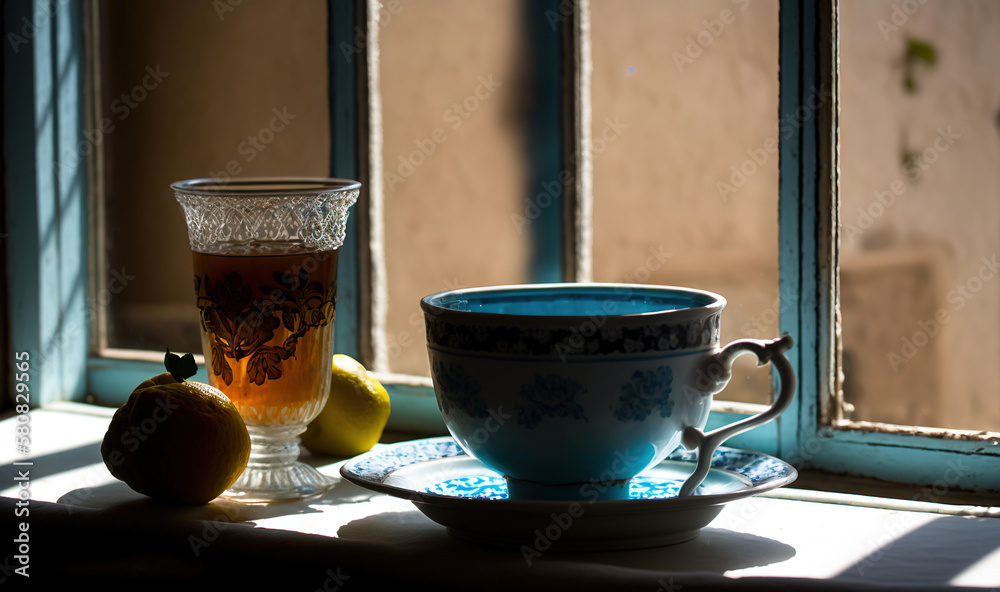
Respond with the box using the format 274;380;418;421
4;0;90;407
5;0;998;491
771;0;999;492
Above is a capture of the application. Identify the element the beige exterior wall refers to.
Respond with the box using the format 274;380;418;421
590;0;780;405
840;0;1000;430
380;1;532;375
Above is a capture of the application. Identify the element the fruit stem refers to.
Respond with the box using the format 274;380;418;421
164;349;198;381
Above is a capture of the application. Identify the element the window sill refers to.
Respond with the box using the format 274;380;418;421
2;403;998;590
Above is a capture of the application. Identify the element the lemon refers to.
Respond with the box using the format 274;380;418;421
302;354;391;457
101;351;251;505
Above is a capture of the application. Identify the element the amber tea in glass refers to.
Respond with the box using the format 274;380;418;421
192;249;339;426
174;178;358;503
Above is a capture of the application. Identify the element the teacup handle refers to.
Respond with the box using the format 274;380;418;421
678;335;795;497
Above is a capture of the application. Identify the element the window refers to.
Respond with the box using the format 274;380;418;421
838;0;1000;434
5;0;998;493
95;0;331;357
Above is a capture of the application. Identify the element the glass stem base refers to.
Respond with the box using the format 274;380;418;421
221;424;334;503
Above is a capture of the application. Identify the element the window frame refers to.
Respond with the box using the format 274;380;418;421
4;0;90;407
6;0;998;492
775;0;999;491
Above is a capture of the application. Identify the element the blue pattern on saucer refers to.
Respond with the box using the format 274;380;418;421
666;447;788;483
350;439;465;482
628;478;683;499
347;438;791;491
424;476;684;500
426;476;508;499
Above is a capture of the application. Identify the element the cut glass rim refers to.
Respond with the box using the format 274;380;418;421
171;176;361;197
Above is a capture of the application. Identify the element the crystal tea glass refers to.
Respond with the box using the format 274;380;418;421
173;178;359;502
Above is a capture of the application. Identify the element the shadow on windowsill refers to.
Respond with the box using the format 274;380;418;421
56;471;377;524
337;510;796;574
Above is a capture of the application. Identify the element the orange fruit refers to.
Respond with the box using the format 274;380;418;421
101;352;251;504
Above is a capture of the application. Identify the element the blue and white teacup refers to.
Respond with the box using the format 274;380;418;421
421;283;794;501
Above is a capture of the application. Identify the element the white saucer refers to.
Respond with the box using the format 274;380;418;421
340;437;797;551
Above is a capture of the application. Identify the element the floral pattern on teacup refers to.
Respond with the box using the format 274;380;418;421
432;360;489;419
515;374;589;429
425;314;720;357
613;366;675;422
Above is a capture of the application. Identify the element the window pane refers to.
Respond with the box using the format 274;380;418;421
840;0;1000;431
381;1;537;375
591;0;780;405
100;0;329;353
